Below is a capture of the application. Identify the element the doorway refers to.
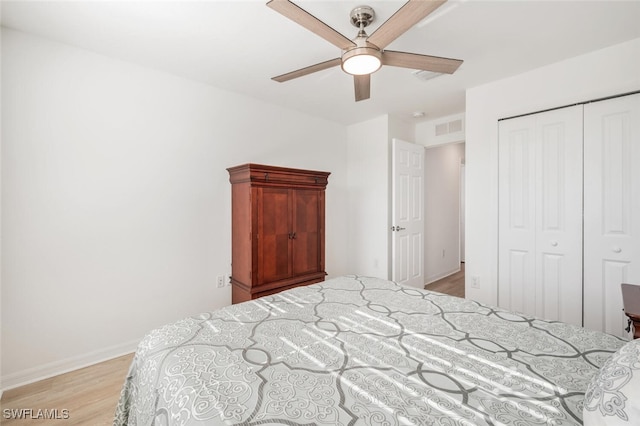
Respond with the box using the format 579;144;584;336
422;142;465;296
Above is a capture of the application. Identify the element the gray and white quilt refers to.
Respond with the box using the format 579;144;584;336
114;275;626;425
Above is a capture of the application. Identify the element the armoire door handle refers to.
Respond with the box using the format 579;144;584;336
612;246;622;253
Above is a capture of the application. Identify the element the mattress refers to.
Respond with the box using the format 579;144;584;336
114;275;625;425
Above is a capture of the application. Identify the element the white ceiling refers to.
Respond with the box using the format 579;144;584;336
2;0;640;125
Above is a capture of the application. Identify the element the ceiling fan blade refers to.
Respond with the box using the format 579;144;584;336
382;50;462;74
368;0;447;49
272;58;342;82
267;0;355;50
354;74;371;102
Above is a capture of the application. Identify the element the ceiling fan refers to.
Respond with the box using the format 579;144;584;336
266;0;463;102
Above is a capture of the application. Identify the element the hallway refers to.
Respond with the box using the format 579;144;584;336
424;263;465;298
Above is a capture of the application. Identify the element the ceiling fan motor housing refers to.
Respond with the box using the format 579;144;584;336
350;5;375;29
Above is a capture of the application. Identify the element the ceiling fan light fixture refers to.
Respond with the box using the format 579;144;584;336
341;47;382;75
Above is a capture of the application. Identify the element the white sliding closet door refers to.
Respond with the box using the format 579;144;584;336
498;105;583;326
584;93;640;338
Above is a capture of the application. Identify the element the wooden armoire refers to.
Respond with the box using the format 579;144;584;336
227;164;330;303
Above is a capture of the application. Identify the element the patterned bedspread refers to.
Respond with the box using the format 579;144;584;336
114;275;625;425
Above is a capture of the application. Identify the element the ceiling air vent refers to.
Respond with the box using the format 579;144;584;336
412;70;443;82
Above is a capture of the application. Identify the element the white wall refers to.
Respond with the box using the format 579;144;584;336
346;116;390;278
465;37;640;306
0;28;350;389
0;27;3;397
423;143;464;284
346;115;414;280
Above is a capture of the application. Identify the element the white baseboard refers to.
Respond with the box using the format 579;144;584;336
425;266;462;286
1;339;140;392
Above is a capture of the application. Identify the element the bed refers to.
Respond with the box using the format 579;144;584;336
114;275;633;425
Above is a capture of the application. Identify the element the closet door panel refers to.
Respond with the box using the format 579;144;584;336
584;93;640;337
499;116;536;315
499;106;582;325
535;106;583;326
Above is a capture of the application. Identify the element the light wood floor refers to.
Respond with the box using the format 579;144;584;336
424;262;465;298
0;353;134;425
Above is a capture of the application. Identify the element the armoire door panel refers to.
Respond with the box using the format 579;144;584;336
258;188;292;284
292;190;320;276
584;93;640;337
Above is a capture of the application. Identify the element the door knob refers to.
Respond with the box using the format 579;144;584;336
612;246;622;253
391;226;406;232
550;241;558;247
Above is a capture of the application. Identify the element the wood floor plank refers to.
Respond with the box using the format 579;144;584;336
1;353;133;425
424;263;465;298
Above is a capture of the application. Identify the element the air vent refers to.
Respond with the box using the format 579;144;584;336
448;119;463;133
435;119;464;136
412;70;443;82
435;123;449;136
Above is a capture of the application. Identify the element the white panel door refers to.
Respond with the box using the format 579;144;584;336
392;139;425;288
584;93;640;337
535;107;583;325
498;115;536;316
499;106;583;326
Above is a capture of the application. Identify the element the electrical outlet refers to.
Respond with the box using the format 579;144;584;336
471;276;480;289
216;275;225;288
